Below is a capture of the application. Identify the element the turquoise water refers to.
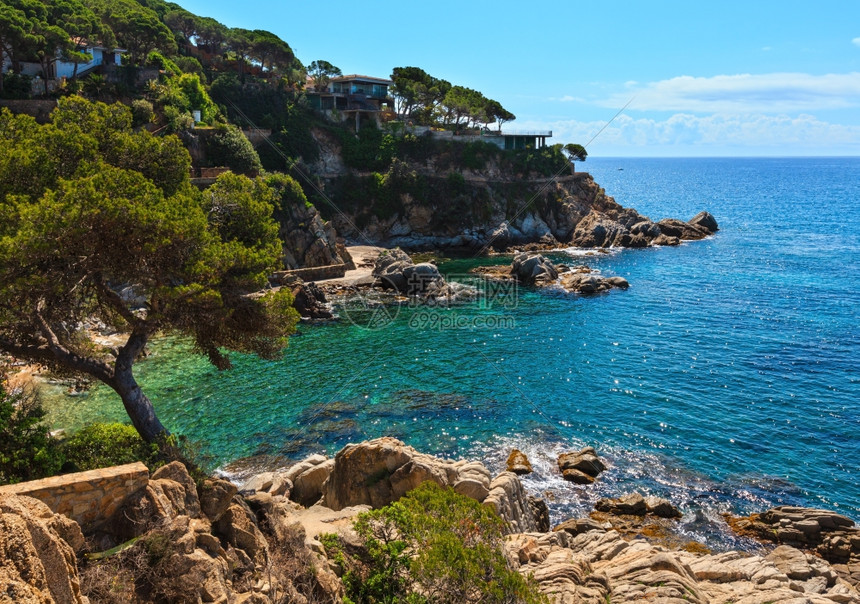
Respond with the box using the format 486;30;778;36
44;157;860;545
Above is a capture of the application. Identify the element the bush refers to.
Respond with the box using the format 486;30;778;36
324;482;546;604
61;423;158;472
130;99;154;127
0;385;63;484
172;56;204;77
206;124;262;176
1;72;33;99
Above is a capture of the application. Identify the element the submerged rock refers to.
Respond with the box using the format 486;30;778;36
594;492;682;518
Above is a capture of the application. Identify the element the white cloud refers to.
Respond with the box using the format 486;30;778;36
853;37;860;47
515;113;860;154
598;72;860;113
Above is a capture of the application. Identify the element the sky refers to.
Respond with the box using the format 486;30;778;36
179;0;860;157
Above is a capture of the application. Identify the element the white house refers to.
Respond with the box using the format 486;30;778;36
2;44;125;80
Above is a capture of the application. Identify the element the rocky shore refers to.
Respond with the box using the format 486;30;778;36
4;438;858;603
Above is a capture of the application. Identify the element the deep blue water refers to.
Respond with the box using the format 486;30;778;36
45;157;860;546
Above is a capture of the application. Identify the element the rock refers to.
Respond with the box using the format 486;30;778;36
242;471;292;498
644;495;683;518
289;279;333;320
151;461;201;518
595;493;682;518
317;438;540;529
595;492;648;516
657;218;711;240
557;446;606;483
529;496;551;533
118;463;203;537
213;500;269;567
688;211;719;233
291;459;334;507
0;494;86;604
371;248;468;300
559;270;628;294
554;517;608;536
506;449;533;475
510;252;558;285
484;472;542;533
199;478;238;522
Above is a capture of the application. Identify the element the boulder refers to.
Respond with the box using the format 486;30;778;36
317;438;544;531
289;279;333;320
291;459;335;507
199;478;238;523
0;494;86;604
213;499;269;567
557;446;606;483
242;470;292;498
657;218;711;240
594;493;681;518
688;211;719;233
151;461;201;518
506;449;533;475
510;252;559;285
554;517;608;536
484;472;543;534
559;270;628;294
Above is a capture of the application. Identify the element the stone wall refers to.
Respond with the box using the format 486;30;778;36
0;99;58;123
272;263;349;282
0;462;149;532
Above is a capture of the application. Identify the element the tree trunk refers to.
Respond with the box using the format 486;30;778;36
111;366;168;443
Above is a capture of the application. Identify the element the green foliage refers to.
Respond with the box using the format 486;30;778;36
206;123;262;175
563;143;588;162
339;122;396;172
265;172;312;219
0;72;32;99
172;55;204;77
509;145;569;177
325;482;546;604
85;0;176;64
306;59;341;91
130;98;154;127
0;97;299;441
155;72;219;126
61;422;158;471
0;385;63;484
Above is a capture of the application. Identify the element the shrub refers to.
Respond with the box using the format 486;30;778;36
130;98;154;127
206;123;262;176
324;481;547;603
61;423;158;472
172;56;204;77
0;385;63;484
1;72;33;99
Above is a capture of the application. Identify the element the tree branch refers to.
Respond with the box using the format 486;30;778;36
93;273;140;326
33;301;114;383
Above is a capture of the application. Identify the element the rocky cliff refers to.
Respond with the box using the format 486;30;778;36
3;439;859;603
307;129;717;251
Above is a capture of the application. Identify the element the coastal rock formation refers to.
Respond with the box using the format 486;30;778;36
326;160;719;252
372;247;475;300
288;278;334;320
559;267;629;294
0;494;86;604
506;526;859;604
728;505;860;587
320;437;543;533
557;446;607;484
511;252;559;285
278;196;351;270
594;492;682;518
506;449;533;475
503;253;629;294
285;454;335;508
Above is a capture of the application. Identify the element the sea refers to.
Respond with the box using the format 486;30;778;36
43;156;860;549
